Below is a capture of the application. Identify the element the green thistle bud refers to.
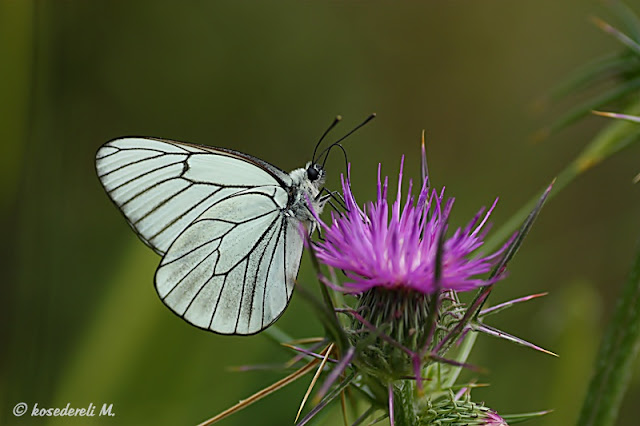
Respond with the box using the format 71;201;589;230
418;392;508;425
349;288;431;381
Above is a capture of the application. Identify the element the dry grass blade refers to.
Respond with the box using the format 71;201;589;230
197;357;320;426
295;343;334;422
286;337;326;345
296;371;357;426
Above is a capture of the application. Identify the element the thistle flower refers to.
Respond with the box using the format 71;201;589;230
200;138;554;426
309;156;518;385
315;157;507;296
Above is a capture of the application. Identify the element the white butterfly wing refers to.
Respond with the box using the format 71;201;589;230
96;137;305;335
95;137;292;255
155;186;305;335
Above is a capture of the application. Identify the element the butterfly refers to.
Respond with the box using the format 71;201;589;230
95;116;373;335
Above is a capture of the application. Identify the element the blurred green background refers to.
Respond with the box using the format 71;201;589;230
2;1;639;425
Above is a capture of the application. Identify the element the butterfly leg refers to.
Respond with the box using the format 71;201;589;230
317;187;347;211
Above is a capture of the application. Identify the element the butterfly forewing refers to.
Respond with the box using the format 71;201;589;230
95;137;287;255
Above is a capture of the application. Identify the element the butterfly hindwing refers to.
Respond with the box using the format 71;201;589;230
155;186;304;335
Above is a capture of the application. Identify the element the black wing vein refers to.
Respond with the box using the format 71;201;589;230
261;219;285;329
243;217;282;333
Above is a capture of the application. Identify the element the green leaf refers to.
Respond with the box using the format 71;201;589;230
489;181;553;279
544;74;640;136
592;16;640;57
576;239;640;426
611;1;640;42
544;53;633;102
305;237;350;351
501;410;553;424
486;98;640;253
263;325;296;346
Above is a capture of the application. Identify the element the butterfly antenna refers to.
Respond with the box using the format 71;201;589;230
312;115;342;164
317;113;376;164
321;142;349;175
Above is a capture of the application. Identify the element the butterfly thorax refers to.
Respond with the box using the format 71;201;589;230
287;162;326;224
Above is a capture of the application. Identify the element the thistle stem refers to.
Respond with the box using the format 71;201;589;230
391;380;417;426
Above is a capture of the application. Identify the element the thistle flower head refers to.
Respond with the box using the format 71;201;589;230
315;156;506;295
201;134;554;426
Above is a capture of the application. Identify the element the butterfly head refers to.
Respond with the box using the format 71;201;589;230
287;162;326;225
306;162;324;184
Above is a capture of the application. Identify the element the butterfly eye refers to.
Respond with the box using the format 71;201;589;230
307;164;321;181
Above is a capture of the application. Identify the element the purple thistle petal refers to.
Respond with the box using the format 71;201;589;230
314;160;507;295
318;275;348;292
482;410;509;425
454;387;467;401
